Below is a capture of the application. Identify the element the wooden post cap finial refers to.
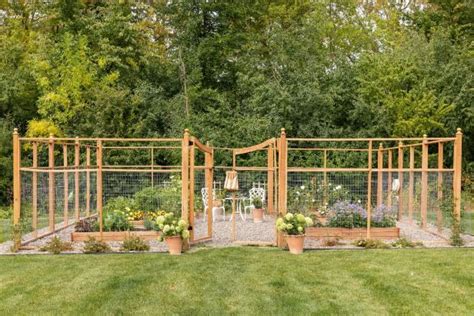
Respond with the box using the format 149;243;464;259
456;128;462;134
398;140;403;146
423;134;427;138
13;128;18;134
184;128;190;134
281;128;286;134
379;143;383;148
49;133;54;138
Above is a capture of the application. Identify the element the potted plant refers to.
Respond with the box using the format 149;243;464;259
156;212;190;255
252;197;264;223
276;212;313;254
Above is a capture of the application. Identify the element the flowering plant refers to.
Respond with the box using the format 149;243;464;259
371;205;397;227
276;212;313;235
327;201;367;228
155;212;190;241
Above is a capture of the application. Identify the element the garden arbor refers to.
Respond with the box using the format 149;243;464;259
13;128;464;246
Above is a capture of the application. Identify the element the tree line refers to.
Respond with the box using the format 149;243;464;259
0;0;472;205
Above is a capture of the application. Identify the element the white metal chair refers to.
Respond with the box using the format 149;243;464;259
243;187;266;219
201;188;226;222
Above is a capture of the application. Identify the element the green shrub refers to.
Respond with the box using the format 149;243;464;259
276;213;313;235
322;238;344;247
103;197;136;214
252;197;263;209
83;237;111;253
121;236;150;252
392;238;423;248
103;210;134;232
134;176;181;213
40;236;73;254
353;239;390;249
0;206;12;219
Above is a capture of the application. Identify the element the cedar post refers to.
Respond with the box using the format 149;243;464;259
277;129;288;248
367;140;373;239
436;143;444;231
181;129;190;222
453;128;463;222
387;149;393;208
397;142;404;219
189;144;195;241
86;146;91;217
48;134;55;232
377;143;384;207
151;148;154;188
420;135;428;228
267;144;274;214
96;140;103;239
408;146;415;223
74;137;80;220
323;149;328;208
12;129;21;226
63;144;69;226
205;142;213;238
32;142;38;237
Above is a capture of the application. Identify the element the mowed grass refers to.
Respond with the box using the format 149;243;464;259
0;248;473;315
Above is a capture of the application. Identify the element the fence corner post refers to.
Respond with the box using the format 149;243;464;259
277;128;287;248
453;128;463;222
12;128;21;226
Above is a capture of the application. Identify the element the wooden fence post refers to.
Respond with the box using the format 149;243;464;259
397;142;404;219
74;137;80;220
323;149;328;208
181;129;190;222
267;144;274;214
86;146;91;217
32;141;38;237
189;144;195;241
96;140;103;239
63;144;69;226
420;135;428;228
367;140;373;239
48;134;55;232
387;149;393;208
453;128;463;222
205;142;213;238
277;128;287;248
408;146;415;223
437;142;443;231
12;129;21;226
377;143;384;207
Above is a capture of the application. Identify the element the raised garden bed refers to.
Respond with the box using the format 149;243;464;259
71;230;160;242
306;227;399;240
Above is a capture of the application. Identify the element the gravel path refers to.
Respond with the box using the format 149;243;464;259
1;215;473;254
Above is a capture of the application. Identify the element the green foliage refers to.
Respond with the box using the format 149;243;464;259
353;239;390;249
0;0;472;210
121;236;150;252
134;176;181;213
252;197;263;209
83;237;111;254
103;210;133;232
103;197;136;215
40;236;73;254
0;207;12;220
392;238;424;248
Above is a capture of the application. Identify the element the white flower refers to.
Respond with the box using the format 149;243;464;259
297;226;303;232
300;185;305;190
305;217;313;226
335;185;342;190
312;199;316;203
163;225;170;233
357;199;361;204
285;213;293;221
296;191;300;195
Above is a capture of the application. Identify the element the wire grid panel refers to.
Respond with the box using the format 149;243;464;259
102;171;182;215
287;172;369;216
192;169;209;240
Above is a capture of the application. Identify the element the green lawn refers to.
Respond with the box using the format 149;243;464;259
0;248;473;315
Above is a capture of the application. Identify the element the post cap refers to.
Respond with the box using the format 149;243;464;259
13;128;18;134
184;128;190;134
280;128;286;134
456;128;462;134
423;134;427;138
379;143;383;148
49;133;54;138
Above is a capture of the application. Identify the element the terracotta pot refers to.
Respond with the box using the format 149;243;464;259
165;236;183;255
253;208;264;223
285;234;305;255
